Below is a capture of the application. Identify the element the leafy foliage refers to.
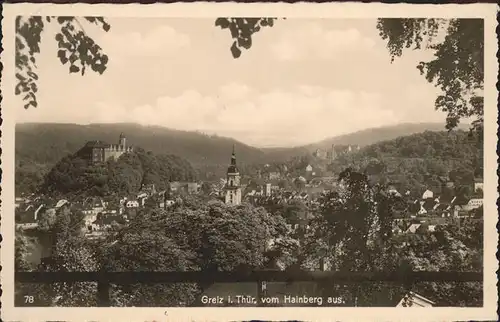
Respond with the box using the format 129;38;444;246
102;227;200;306
215;18;278;58
15;16;110;109
396;221;483;306
15;229;38;271
293;168;483;306
16;206;99;306
376;19;484;132
15;16;278;108
15;229;53;306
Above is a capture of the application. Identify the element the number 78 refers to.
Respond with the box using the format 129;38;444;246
24;295;34;304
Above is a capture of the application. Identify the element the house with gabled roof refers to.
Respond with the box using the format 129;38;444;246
396;291;435;307
473;177;483;192
406;223;421;234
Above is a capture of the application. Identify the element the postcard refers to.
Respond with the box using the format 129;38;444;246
1;2;498;321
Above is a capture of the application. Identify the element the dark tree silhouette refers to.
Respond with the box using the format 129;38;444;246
214;18;277;58
376;19;484;132
16;16;110;109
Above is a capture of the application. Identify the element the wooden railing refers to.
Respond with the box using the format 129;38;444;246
16;270;483;307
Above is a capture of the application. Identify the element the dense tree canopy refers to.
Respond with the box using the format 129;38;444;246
16;205;98;306
287;168;483;306
329;130;482;197
19;197;290;306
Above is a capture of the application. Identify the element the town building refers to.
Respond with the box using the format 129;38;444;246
141;183;157;195
464;198;483;211
224;146;242;206
313;148;327;159
168;181;200;195
396;291;435;307
422;189;434;200
77;133;133;164
474;178;484;192
126;200;140;208
265;183;272;196
268;171;280;180
15;203;43;230
327;144;361;161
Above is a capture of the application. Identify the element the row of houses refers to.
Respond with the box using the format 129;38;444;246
15;198;71;230
15;181;199;232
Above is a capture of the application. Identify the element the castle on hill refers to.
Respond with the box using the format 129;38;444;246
313;144;361;161
77;133;133;164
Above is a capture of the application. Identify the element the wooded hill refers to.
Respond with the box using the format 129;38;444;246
39;148;197;199
329;130;482;196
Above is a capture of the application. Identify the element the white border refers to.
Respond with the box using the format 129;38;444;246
1;3;498;321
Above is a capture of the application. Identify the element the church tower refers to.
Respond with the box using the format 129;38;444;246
224;145;242;206
119;132;126;149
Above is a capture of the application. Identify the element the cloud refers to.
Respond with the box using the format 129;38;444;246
102;25;190;58
19;83;400;147
142;86;397;147
271;22;376;61
395;84;445;122
218;83;253;102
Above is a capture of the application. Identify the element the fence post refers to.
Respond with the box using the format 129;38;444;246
256;280;262;306
97;278;111;307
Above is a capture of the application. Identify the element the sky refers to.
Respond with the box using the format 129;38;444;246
16;17;447;147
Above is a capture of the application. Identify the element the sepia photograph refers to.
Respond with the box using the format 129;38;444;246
1;2;498;321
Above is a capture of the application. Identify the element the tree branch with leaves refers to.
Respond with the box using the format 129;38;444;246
15;16;111;109
376;18;484;133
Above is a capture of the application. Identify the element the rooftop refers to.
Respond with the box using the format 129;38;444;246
84;140;110;148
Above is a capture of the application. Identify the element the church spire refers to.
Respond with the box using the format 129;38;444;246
231;144;236;165
225;145;241;205
227;145;239;174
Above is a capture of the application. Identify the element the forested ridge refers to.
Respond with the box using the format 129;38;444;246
15;123;266;167
329;130;482;196
16;127;482;197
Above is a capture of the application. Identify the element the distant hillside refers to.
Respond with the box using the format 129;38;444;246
16;123;266;167
329;129;482;197
261;122;469;161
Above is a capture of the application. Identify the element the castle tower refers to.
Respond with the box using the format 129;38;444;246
331;144;337;160
119;132;126;149
224;145;242;206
